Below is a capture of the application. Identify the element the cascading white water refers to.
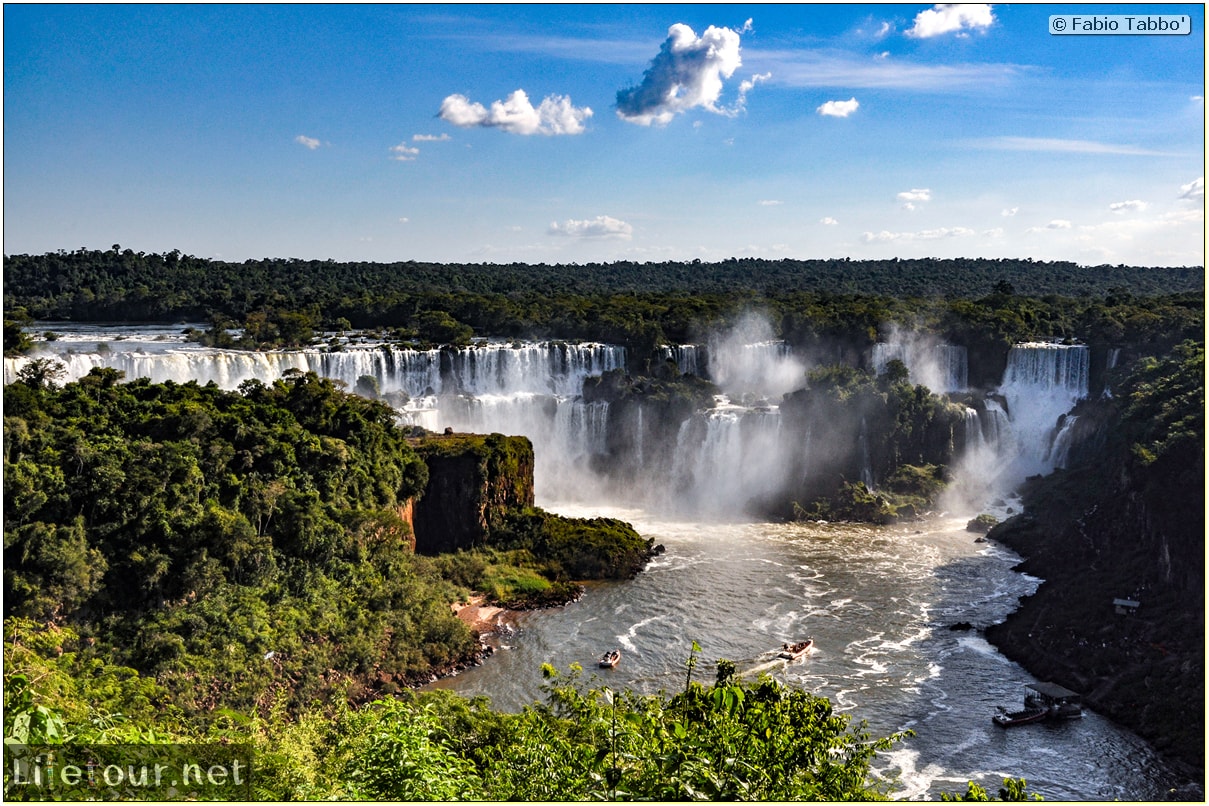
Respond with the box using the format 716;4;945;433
4;341;624;398
665;401;789;516
9;324;1104;517
870;340;968;393
998;342;1089;476
1046;415;1079;469
946;344;1090;509
659;344;702;376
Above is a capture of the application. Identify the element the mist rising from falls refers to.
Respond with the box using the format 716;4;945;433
871;326;967;393
706;313;807;401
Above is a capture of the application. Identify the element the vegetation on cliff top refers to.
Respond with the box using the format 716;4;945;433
985;339;1204;770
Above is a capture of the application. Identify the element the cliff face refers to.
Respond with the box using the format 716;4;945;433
984;374;1204;774
409;433;535;554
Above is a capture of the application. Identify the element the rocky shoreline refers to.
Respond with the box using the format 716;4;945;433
984;523;1204;792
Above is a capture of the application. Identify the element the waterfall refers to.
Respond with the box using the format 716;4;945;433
10;323;1099;517
870;340;968;393
858;417;874;488
665;402;788;516
1046;415;1079;469
998;342;1089;476
659;344;702;376
948;344;1089;508
707;339;804;400
5;341;625;398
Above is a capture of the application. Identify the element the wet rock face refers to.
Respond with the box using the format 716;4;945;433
409;433;535;554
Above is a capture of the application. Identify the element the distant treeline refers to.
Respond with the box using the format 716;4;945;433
4;247;1203;324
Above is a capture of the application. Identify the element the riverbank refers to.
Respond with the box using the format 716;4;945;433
985;518;1204;789
453;595;512;635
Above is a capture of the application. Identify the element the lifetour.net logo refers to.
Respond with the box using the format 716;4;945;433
4;744;252;801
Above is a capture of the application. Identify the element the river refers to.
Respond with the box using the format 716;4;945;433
427;505;1192;801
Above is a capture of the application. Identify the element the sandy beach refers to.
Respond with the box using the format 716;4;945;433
452;595;507;635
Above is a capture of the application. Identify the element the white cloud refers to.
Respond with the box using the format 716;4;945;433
971;136;1183;157
616;22;757;125
908;4;994;38
983;227;1005;238
390;143;420;161
439;90;592;135
758;200;783;206
897;188;932;203
548;215;633;239
398;217;410;224
820;217;839;225
816;97;859;118
413;133;451;142
1027;219;1073;232
861;227;975;242
759;49;1022;92
1109;200;1148;213
1179;176;1204;202
294;135;321;150
1001;207;1018;217
736;72;771;109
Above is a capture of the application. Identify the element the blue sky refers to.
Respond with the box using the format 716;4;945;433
4;3;1204;267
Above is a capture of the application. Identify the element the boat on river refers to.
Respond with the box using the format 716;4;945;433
778;638;814;660
993;705;1049;727
1025;681;1083;719
598;649;621;668
993;682;1083;727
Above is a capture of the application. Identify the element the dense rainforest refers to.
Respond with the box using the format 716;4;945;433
3;248;1202;799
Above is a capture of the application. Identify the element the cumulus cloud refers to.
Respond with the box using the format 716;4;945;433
616;22;762;125
861;227;975;242
390;143;420;161
413;133;451;142
908;4;994;38
759;200;783;206
1001;207;1019;216
820;217;839;225
1109;200;1148;213
897;188;932;203
817;97;859;118
295;135;321;150
1179;176;1204;202
548;215;633;239
439;89;592;135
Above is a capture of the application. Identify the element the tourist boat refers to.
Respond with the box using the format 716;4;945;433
778;638;814;660
993;705;1049;727
992;681;1083;727
598;649;621;668
1024;681;1083;719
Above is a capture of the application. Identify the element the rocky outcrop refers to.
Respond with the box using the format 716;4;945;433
408;433;535;554
984;400;1204;775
